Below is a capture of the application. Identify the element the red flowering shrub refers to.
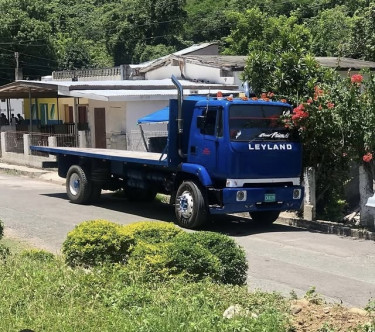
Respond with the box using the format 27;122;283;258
351;74;363;84
363;153;373;163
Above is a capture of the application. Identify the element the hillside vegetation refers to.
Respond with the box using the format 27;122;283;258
0;0;374;83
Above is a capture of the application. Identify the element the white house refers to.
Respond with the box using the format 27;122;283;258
0;78;239;150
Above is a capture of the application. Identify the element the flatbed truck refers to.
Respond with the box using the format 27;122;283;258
31;76;304;229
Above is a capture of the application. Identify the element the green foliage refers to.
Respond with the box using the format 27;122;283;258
0;243;10;260
62;220;134;267
307;6;353;57
163;234;223;282
133;43;176;64
280;72;375;219
178;231;248;285
20;249;55;262
127;234;222;283
124;221;182;244
184;0;229;43
0;219;3;240
103;0;187;64
0;253;291;331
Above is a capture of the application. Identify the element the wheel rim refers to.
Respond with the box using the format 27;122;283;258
69;173;80;196
177;190;194;219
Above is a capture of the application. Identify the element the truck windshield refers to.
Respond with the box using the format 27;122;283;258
229;104;291;141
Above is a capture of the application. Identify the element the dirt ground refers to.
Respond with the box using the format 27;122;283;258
290;298;375;331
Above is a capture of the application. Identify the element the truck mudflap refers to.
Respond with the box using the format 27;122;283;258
208;186;304;214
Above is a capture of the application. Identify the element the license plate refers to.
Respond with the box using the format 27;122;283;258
264;193;276;202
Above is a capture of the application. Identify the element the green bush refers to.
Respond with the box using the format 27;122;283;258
127;236;222;283
0;219;4;240
164;236;222;282
20;249;55;262
123;221;182;244
62;220;134;267
0;244;10;260
180;232;248;285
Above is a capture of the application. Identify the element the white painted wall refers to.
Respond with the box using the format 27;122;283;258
145;62;239;85
86;99;169;148
125;100;169;133
145;64;181;80
0;99;24;118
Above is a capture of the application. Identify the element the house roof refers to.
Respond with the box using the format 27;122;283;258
137;54;375;74
130;42;218;70
0;78;239;101
315;57;375;70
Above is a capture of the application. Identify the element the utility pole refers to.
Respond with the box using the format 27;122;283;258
14;52;23;81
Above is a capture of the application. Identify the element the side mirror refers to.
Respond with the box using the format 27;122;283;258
197;116;205;130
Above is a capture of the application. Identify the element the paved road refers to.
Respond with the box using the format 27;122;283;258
0;171;374;308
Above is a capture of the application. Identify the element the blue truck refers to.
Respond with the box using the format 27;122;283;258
31;76;303;229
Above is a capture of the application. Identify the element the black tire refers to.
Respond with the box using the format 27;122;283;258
66;165;92;204
123;187;156;202
249;211;280;225
175;181;208;229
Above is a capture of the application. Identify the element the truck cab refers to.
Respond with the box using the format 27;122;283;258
173;95;303;228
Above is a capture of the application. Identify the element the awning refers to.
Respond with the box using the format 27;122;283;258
137;106;169;124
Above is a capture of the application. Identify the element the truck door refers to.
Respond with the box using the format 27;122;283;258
189;107;223;177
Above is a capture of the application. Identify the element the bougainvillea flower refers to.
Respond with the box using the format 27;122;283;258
351;74;363;84
327;102;335;109
307;98;313;105
363;152;373;163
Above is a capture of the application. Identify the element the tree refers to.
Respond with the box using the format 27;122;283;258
183;0;229;43
345;3;375;61
103;0;187;65
0;0;57;83
307;6;353;57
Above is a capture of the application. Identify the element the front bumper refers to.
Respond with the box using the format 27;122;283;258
209;186;304;214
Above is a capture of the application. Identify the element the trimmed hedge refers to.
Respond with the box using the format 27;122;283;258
62;220;248;285
123;221;182;244
62;220;134;267
177;231;248;285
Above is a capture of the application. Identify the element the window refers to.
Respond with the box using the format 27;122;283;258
229;104;292;141
201;107;223;137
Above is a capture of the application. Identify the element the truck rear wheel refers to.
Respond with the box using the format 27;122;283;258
66;165;92;204
249;211;280;225
175;181;207;229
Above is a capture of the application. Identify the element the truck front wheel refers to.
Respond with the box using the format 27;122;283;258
249;211;280;225
66;165;92;204
175;181;207;229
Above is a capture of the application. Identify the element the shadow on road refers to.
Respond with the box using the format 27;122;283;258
42;191;306;236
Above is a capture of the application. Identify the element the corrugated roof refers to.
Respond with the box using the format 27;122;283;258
0;78;239;100
315;57;375;69
130;42;217;70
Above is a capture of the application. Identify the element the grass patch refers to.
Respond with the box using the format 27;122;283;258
1;236;33;254
0;254;291;332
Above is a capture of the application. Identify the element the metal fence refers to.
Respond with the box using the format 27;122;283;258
3;131;78;156
128;130;168;152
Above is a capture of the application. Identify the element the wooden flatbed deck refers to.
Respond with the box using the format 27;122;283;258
30;146;168;166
